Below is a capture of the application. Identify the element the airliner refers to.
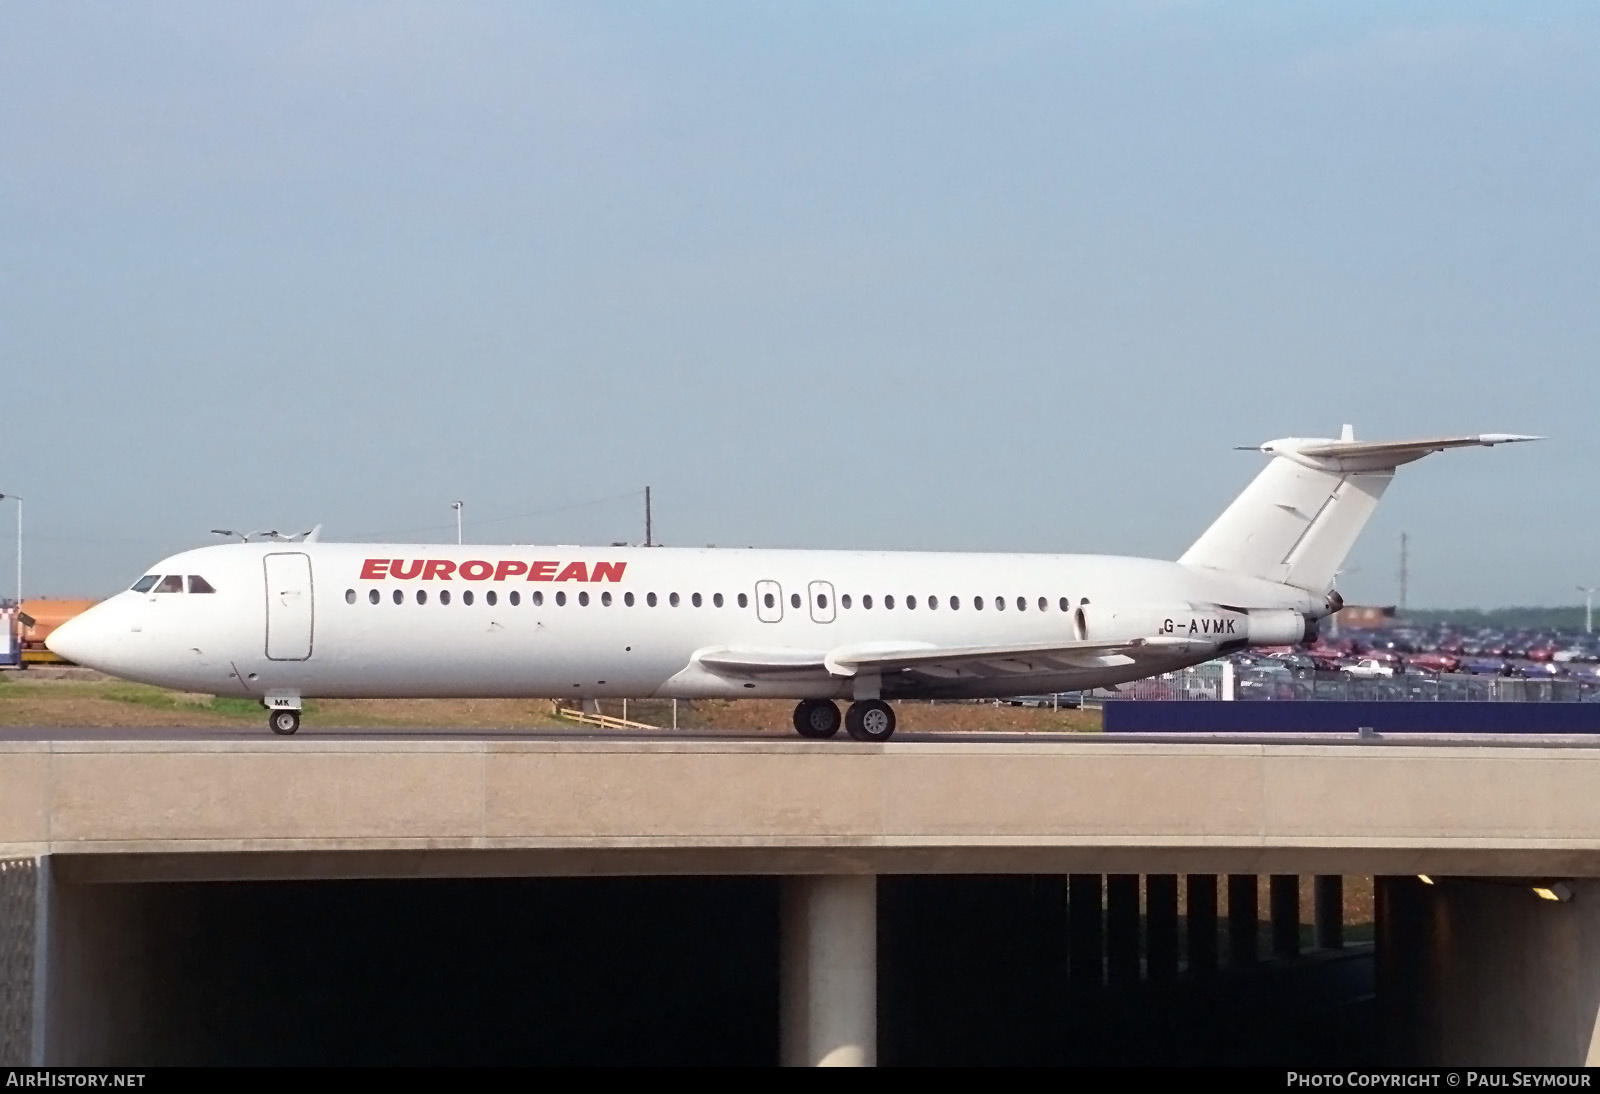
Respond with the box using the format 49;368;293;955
47;428;1536;740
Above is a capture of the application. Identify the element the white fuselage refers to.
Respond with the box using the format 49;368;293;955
49;542;1324;703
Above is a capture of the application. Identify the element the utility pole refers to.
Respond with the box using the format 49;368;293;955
644;486;653;548
451;501;463;545
1398;532;1409;616
0;494;20;607
1580;587;1598;635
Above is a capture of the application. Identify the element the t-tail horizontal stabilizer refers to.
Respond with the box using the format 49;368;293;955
1181;425;1539;594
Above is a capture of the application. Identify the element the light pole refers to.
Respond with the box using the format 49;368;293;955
1580;587;1598;635
451;501;464;545
0;493;19;607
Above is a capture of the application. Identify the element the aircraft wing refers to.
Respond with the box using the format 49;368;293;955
693;636;1206;682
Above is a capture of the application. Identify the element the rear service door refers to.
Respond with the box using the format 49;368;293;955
264;552;314;660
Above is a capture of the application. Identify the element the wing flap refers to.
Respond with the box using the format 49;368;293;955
691;637;1206;681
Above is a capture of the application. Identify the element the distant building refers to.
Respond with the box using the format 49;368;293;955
1333;604;1397;631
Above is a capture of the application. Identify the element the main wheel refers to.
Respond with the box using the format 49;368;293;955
844;699;896;742
793;699;842;739
269;709;301;736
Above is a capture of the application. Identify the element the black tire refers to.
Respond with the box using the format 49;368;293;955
793;699;842;739
844;699;896;742
269;709;301;736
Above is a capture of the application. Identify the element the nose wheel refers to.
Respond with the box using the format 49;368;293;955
844;699;896;742
793;699;842;739
268;709;301;736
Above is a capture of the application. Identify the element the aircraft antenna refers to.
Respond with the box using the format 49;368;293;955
645;486;653;548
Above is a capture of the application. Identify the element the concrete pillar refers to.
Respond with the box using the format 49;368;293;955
0;858;43;1066
1067;874;1103;989
1145;875;1178;984
1227;874;1258;965
1314;875;1344;950
781;875;876;1067
1185;875;1218;977
1105;874;1141;990
1270;874;1300;960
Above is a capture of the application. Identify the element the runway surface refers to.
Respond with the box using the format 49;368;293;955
8;724;1600;747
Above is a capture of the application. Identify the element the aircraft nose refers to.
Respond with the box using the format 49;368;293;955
45;606;109;668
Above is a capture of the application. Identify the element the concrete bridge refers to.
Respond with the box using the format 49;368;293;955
4;734;1600;1064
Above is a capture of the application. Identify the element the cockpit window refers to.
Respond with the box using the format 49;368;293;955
153;575;184;593
131;575;160;593
188;576;217;594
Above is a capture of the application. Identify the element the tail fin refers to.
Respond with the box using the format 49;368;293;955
1178;426;1539;593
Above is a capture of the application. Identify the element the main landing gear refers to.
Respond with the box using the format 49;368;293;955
268;709;301;735
791;699;897;742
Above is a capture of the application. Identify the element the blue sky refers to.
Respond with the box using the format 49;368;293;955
2;2;1595;605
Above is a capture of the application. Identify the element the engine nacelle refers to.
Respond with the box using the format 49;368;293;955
1073;604;1313;647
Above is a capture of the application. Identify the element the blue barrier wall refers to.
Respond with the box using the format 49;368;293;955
1102;700;1600;734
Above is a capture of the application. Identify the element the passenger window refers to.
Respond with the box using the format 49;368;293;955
132;575;160;593
738;593;749;608
1038;597;1047;612
464;591;475;606
624;592;635;607
863;595;873;609
555;591;566;606
188;576;216;594
842;594;852;609
927;595;936;610
345;589;356;604
154;575;184;593
369;589;381;605
974;596;984;610
1059;597;1069;612
1017;597;1026;611
950;596;959;610
995;597;1005;611
907;595;917;610
532;591;544;606
648;592;658;607
817;594;827;609
417;590;428;605
763;593;775;609
441;590;452;605
392;589;403;605
692;593;702;607
713;593;724;608
510;591;521;606
785;593;797;609
487;590;498;606
578;591;589;607
602;591;612;607
670;592;680;607
885;595;895;609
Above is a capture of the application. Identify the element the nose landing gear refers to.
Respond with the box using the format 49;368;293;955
268;709;301;735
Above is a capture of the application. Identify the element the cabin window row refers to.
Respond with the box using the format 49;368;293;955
343;588;1079;612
